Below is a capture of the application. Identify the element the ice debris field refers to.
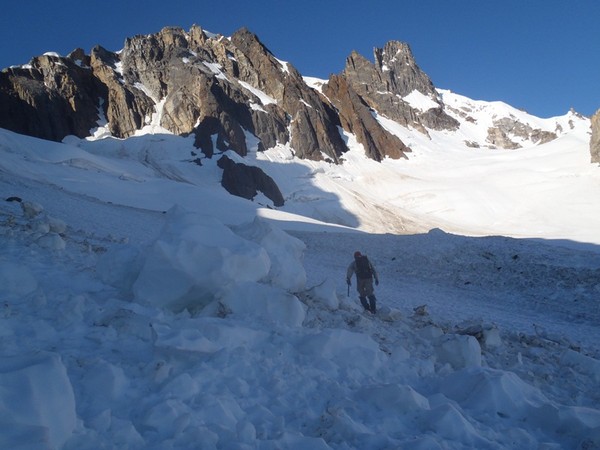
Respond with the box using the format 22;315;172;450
0;108;599;449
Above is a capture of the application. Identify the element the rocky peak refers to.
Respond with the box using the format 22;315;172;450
107;25;345;161
227;28;347;161
340;42;458;133
374;41;437;98
229;27;288;95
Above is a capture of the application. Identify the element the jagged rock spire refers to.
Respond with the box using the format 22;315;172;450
340;41;458;133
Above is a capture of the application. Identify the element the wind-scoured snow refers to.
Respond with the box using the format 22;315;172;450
0;89;599;449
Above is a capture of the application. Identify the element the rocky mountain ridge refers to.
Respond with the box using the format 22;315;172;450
0;24;580;167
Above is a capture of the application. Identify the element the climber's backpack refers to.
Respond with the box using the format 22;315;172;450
355;255;373;279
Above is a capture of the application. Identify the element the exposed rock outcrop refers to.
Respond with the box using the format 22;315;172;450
228;28;347;161
591;109;600;164
217;155;284;206
323;74;410;160
0;52;101;141
486;117;557;149
90;46;155;138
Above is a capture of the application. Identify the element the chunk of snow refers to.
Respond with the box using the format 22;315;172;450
47;216;67;234
142;399;193;436
31;219;50;234
133;206;270;312
21;201;44;219
97;245;144;293
36;233;66;250
220;282;306;327
79;360;129;418
305;278;339;309
232;217;306;292
441;367;549;419
299;329;384;373
423;403;487;445
434;334;482;369
152;322;222;353
419;325;444;339
0;352;76;449
482;326;502;348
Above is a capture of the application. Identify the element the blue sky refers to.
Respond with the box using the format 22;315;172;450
1;0;599;118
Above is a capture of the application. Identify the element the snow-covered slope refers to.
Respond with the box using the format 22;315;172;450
438;89;581;146
0;88;599;449
251;94;599;244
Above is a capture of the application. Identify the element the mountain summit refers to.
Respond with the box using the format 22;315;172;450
0;25;579;164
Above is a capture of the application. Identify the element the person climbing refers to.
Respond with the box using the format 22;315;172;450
346;251;379;313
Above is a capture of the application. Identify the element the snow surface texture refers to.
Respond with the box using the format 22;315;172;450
0;90;599;448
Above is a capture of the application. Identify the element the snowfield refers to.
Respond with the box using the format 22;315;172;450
0;91;599;449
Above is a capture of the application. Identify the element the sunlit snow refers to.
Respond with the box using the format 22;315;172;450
238;80;277;106
402;90;440;112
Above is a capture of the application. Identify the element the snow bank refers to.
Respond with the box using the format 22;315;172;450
101;206;307;323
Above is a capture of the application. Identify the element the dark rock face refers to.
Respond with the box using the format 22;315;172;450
0;52;102;141
217;155;285;206
90;46;155;138
323;74;410;160
591;109;600;164
228;28;347;162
